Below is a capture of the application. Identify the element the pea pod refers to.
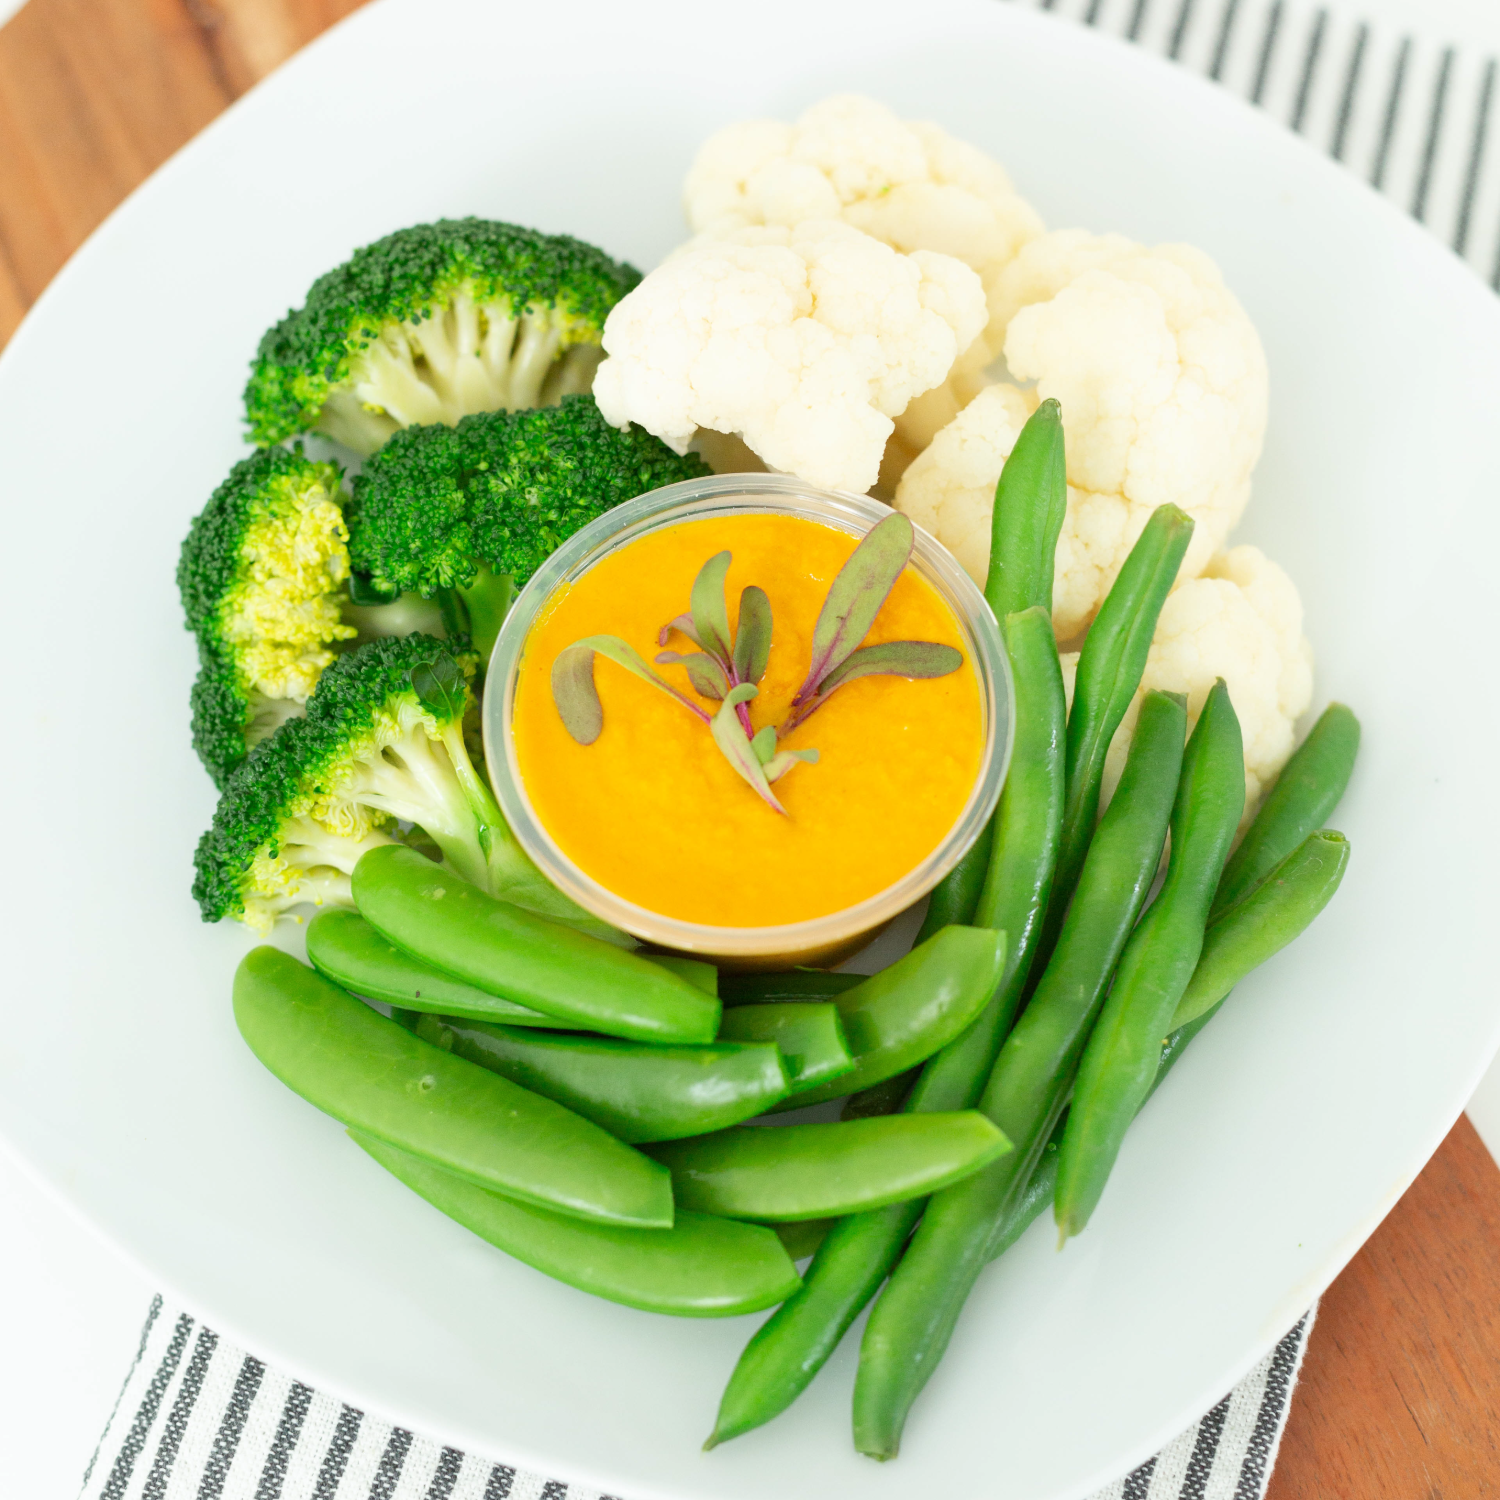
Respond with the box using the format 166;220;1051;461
352;845;720;1044
767;926;1008;1111
414;1015;789;1143
1055;680;1245;1240
716;1004;853;1094
710;606;1066;1447
354;1134;797;1317
233;948;672;1228
853;689;1186;1459
1174;830;1350;1029
771;1219;834;1260
840;1070;918;1120
1213;704;1360;918
647;954;719;996
719;971;864;1006
651;1114;1010;1223
307;909;586;1029
1052;505;1194;933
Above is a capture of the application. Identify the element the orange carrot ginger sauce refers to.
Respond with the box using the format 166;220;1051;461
511;513;983;928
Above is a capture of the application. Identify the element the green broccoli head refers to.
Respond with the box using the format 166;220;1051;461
244;219;641;454
178;446;355;787
346;394;712;599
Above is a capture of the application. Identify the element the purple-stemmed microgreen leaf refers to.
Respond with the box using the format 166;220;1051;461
552;635;710;745
657;614;703;651
763;746;819;783
655;649;729;700
793;512;914;707
816;640;963;694
689;551;735;666
733;586;773;685
709;684;786;815
750;725;778;765
409;651;467;721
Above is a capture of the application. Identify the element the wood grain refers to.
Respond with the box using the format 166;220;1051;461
1267;1113;1500;1499
4;0;1500;1493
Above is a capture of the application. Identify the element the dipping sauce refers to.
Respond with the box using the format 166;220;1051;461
511;512;984;928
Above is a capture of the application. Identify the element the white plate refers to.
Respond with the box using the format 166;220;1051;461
2;1;1498;1496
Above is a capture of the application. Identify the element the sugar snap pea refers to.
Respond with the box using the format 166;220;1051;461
1051;505;1194;935
233;947;672;1228
651;1114;1010;1223
719;971;864;1006
1055;679;1244;1239
352;845;720;1044
413;1015;789;1143
771;1219;834;1260
1173;830;1350;1029
354;1133;797;1316
853;689;1186;1459
646;954;719;996
840;1070;918;1120
716;1003;853;1093
709;605;1066;1447
306;909;586;1028
1213;703;1360;918
766;926;1007;1111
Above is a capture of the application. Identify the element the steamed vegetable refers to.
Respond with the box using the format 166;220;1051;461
245;218;640;452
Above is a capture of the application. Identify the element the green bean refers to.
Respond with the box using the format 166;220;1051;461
306;909;586;1028
233;948;672;1227
766;926;1007;1111
716;1004;853;1094
414;1015;789;1143
1173;830;1350;1029
719;971;864;1006
650;1114;1009;1222
1213;703;1360;918
913;821;994;944
853;689;1186;1459
1055;680;1244;1239
708;607;1065;1446
984;397;1068;618
840;1070;918;1120
353;1133;797;1316
352;845;720;1044
1051;505;1195;936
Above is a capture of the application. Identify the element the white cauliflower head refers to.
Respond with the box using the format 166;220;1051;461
591;219;986;496
684;94;1043;290
898;230;1268;639
1060;546;1314;819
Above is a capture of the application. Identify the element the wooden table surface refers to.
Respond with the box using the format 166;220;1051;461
4;1;1499;1493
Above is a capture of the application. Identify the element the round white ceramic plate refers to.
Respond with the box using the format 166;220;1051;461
2;1;1498;1496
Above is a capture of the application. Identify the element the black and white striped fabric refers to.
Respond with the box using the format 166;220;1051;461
87;0;1500;1493
80;1297;1312;1500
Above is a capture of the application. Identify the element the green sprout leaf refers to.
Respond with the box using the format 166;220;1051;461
656;650;729;700
709;684;786;814
552;635;709;745
763;746;819;783
751;725;778;764
795;513;914;706
816;640;963;694
658;613;702;650
733;586;773;685
689;551;735;666
410;652;467;721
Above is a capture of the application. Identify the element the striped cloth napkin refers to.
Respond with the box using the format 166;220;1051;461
82;0;1500;1494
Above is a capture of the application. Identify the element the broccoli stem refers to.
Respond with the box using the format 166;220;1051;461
453;567;516;660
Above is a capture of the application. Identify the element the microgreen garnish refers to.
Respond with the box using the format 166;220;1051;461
550;512;962;815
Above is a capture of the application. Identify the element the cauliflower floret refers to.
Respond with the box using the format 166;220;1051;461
898;231;1268;639
1060;546;1314;819
592;220;985;496
684;95;1042;289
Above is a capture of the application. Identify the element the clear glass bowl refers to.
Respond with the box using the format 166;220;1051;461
483;474;1013;968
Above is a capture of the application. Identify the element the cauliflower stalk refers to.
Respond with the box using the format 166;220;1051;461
1061;546;1313;819
897;230;1269;638
592;219;986;496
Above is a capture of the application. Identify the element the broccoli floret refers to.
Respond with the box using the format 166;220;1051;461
192;633;607;936
346;395;711;651
178;446;356;786
244;219;641;454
